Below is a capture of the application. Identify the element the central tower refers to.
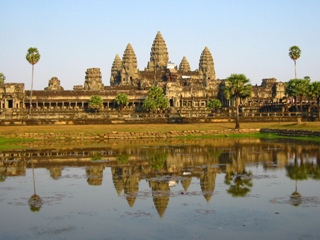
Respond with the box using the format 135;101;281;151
146;31;169;71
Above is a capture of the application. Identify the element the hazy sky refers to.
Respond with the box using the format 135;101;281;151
1;0;320;90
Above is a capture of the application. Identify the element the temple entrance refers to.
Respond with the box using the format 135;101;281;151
169;99;174;107
7;100;13;108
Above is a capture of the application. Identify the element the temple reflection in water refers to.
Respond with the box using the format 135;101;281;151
1;138;320;217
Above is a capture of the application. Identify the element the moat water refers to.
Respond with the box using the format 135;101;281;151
1;138;320;240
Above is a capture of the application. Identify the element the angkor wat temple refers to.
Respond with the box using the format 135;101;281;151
0;31;316;124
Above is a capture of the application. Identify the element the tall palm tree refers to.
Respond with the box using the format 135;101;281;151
224;74;252;129
289;46;301;79
26;47;40;114
0;72;5;85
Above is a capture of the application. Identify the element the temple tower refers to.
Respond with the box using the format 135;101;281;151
199;46;216;81
120;43;139;86
147;31;169;71
83;68;104;90
110;54;122;86
179;56;191;72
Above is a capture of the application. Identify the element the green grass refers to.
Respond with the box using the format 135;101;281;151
0;137;34;150
177;132;320;143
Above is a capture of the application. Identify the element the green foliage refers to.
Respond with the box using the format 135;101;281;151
0;73;5;85
115;93;129;109
91;155;102;161
285;78;310;97
289;46;301;61
286;163;308;181
224;74;252;129
143;86;168;111
88;95;104;111
308;81;320;121
116;154;129;164
26;47;40;65
225;171;253;197
309;81;320;100
26;47;40;115
224;74;252;101
207;99;222;110
147;150;168;170
289;46;301;78
285;78;310;111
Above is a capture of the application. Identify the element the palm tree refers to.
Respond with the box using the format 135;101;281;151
26;47;41;114
0;72;5;85
88;95;104;112
115;93;130;110
285;78;310;112
207;99;222;112
224;74;252;129
142;86;168;111
289;46;301;79
308;81;320;121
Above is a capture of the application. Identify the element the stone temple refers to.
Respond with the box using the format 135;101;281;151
1;31;303;124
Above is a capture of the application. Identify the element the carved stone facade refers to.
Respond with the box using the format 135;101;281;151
84;68;104;90
45;77;64;91
0;31;296;120
0;83;25;110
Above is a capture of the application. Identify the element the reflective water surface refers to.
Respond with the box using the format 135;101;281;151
1;138;320;240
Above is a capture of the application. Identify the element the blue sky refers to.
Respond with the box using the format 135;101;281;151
1;0;320;90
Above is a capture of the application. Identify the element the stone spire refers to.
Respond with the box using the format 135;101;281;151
179;56;191;72
199;46;216;80
121;43;139;85
110;54;122;86
122;43;138;71
147;31;169;71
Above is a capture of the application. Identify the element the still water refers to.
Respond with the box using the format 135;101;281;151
1;138;320;240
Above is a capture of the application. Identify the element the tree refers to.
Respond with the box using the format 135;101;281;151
285;78;310;112
207;99;222;111
289;46;301;79
88;95;103;111
0;72;5;85
308;81;320;121
224;74;252;129
143;86;168;111
115;93;129;110
26;47;40;114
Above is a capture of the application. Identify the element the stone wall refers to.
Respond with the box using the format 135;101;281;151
260;128;320;137
6;128;260;141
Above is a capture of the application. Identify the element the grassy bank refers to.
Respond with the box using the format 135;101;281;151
0;122;319;150
0;122;319;136
0;137;34;150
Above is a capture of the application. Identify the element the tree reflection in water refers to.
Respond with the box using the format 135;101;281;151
28;158;43;212
286;146;308;205
224;144;253;197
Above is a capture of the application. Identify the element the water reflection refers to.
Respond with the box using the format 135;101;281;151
1;138;320;218
27;157;43;212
